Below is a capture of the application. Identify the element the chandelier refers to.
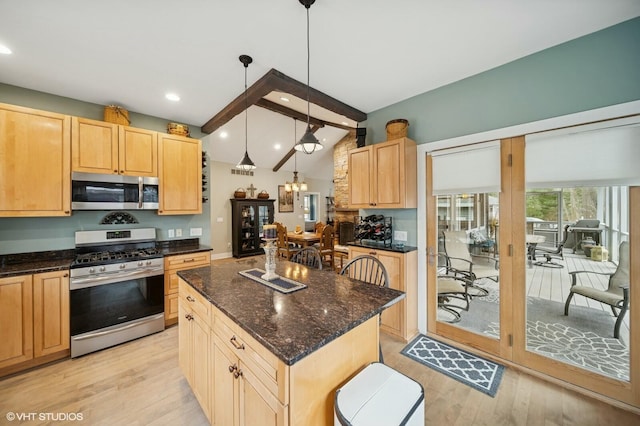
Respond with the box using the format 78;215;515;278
285;119;307;197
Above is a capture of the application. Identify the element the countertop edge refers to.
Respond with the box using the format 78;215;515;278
0;244;212;278
178;266;405;366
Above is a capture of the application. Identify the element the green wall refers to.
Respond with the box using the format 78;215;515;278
365;17;640;144
0;84;211;254
363;17;640;247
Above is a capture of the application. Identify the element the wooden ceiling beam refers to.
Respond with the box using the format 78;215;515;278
200;70;275;134
272;124;322;172
201;68;367;134
255;98;325;128
255;98;356;132
266;69;367;123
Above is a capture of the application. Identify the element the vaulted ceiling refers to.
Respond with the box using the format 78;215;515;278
1;1;638;179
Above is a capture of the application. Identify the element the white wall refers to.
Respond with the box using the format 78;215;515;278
208;160;332;259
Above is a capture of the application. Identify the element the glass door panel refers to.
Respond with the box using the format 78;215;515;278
517;119;639;405
524;185;631;382
436;193;501;336
427;140;507;357
241;205;256;252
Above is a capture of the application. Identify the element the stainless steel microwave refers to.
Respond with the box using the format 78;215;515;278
71;172;159;210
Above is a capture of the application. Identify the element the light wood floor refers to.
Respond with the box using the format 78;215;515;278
1;327;639;425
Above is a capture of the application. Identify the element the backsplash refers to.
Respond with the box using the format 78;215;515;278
0;209;210;255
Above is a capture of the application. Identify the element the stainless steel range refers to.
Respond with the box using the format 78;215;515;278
70;228;165;358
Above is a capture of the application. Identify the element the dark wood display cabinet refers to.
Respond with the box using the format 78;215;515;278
230;199;275;258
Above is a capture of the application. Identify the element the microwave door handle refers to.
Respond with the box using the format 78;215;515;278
138;176;143;209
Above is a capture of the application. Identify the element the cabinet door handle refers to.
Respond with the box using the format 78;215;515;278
230;335;245;350
233;369;243;379
184;313;193;321
186;295;195;302
114;170;118;173
228;364;238;373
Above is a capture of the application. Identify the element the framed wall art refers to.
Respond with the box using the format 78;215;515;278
278;185;294;213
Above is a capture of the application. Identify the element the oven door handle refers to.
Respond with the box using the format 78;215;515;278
70;268;163;288
72;314;164;341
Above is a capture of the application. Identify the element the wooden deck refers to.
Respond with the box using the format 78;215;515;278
526;250;629;340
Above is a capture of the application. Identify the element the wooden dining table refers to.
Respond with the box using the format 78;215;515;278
287;232;321;247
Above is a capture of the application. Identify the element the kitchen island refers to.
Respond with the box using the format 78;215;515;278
177;256;405;425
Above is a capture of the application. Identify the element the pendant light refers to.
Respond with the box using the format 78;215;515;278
294;0;323;154
286;119;307;197
236;54;256;171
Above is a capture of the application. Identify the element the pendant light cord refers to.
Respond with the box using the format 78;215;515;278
244;64;248;154
294;118;297;171
306;6;311;127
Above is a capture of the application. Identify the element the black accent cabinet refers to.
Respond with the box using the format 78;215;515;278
231;199;275;258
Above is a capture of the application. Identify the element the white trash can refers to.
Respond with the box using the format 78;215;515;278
334;362;424;425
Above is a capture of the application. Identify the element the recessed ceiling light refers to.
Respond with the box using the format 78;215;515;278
322;138;327;142
280;96;290;102
219;131;228;139
341;121;348;126
165;93;180;102
0;45;12;55
274;143;281;150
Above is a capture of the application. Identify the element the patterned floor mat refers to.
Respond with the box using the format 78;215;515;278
401;334;504;397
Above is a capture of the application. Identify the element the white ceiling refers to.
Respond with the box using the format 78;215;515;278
1;1;639;179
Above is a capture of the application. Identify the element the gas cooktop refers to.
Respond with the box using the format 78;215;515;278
71;228;161;269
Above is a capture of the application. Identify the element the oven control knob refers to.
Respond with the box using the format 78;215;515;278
120;264;126;269
100;266;106;272
89;267;95;274
138;261;144;267
146;260;152;266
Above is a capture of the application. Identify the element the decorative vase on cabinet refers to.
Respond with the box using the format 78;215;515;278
231;199;275;258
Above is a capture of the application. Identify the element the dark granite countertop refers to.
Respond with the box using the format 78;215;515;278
0;250;75;278
156;238;212;257
178;256;405;366
348;241;417;253
0;239;211;278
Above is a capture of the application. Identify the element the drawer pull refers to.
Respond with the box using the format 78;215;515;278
369;251;377;256
186;295;195;302
184;313;193;321
183;258;195;263
233;369;243;379
228;364;238;373
230;335;245;350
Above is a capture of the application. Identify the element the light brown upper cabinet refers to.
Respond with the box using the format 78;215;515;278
348;137;417;209
0;103;71;217
158;133;202;215
71;117;157;177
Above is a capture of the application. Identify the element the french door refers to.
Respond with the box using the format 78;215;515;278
426;126;639;408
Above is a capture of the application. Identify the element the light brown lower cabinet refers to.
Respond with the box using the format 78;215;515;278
0;270;69;376
165;252;211;326
348;246;418;342
178;282;211;422
178;278;379;426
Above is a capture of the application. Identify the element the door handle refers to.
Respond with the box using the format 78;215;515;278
230;335;245;350
428;247;436;267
